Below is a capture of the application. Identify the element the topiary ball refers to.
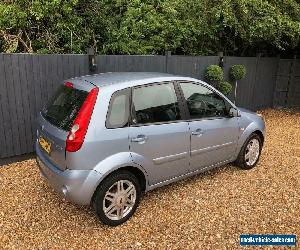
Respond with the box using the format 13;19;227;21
205;65;224;82
230;64;246;81
218;81;232;96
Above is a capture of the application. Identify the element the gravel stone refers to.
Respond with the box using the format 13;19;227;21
0;109;299;249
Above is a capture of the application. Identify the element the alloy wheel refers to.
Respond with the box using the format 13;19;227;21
103;180;137;221
244;138;260;166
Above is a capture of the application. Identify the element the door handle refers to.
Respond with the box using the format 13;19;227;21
191;129;203;136
131;135;148;143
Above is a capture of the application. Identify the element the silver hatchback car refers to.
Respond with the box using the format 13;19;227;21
36;72;265;226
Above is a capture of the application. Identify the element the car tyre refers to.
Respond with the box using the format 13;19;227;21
93;170;141;226
236;133;262;170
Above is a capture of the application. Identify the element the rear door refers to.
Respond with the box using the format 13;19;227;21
129;82;190;185
37;82;91;170
178;81;240;171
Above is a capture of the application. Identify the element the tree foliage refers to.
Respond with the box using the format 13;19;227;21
1;0;300;55
230;64;247;80
219;81;233;96
205;65;224;82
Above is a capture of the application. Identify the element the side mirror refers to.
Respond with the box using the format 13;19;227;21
228;107;240;117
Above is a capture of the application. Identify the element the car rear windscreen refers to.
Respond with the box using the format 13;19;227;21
41;86;88;131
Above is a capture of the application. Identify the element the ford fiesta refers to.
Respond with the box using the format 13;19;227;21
36;72;265;226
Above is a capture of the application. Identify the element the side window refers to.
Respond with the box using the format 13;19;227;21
106;88;130;128
132;83;181;125
180;82;227;119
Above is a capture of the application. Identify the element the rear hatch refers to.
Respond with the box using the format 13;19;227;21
37;82;92;171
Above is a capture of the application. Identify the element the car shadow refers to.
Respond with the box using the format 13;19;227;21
144;163;240;196
37;162;241;229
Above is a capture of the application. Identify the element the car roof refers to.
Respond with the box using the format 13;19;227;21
67;72;236;107
68;72;198;88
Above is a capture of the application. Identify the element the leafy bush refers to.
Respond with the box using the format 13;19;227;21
230;65;246;81
205;65;223;82
1;0;300;55
218;81;232;96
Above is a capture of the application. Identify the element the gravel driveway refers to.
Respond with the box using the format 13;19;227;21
0;109;299;249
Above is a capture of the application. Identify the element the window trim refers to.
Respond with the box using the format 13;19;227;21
130;81;186;127
105;88;131;129
176;80;232;121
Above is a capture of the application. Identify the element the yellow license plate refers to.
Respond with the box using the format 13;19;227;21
39;136;52;154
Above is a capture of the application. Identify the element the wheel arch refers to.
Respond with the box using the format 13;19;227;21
253;130;264;145
89;152;149;205
236;122;264;157
91;165;147;207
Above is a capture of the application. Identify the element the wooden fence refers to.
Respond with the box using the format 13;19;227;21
0;53;299;159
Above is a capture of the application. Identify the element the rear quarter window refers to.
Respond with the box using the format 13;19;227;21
41;85;88;131
106;88;130;129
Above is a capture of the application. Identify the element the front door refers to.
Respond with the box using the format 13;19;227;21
129;82;190;185
178;81;240;171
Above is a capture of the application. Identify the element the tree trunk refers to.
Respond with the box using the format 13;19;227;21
234;80;238;104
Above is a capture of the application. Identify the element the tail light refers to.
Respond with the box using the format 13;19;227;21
64;82;74;88
66;87;99;152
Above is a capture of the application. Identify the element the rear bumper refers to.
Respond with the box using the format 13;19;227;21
36;142;103;205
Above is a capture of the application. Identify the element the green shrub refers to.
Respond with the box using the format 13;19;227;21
1;1;300;54
218;81;232;96
230;65;246;80
205;65;224;82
